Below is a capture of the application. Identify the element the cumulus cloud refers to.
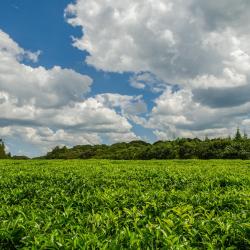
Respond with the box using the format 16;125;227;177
0;30;92;108
65;0;250;85
0;93;134;133
0;29;139;155
146;88;250;140
66;0;250;139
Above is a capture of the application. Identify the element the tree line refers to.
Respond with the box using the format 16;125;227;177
42;129;250;160
1;129;250;160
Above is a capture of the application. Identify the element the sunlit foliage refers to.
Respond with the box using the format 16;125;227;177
0;160;249;249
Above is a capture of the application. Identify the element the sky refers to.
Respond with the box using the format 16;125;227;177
0;0;250;157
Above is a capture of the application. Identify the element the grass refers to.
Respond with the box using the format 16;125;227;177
0;160;249;249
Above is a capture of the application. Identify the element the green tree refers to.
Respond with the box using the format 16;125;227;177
0;139;9;159
234;128;242;140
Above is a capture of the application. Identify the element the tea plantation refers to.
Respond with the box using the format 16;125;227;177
0;160;249;249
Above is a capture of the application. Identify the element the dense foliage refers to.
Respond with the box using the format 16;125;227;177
0;160;249;249
44;130;250;160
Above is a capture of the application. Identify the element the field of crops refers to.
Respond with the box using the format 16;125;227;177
0;160;249;249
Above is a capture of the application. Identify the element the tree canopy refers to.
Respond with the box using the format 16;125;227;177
41;129;250;160
2;129;250;160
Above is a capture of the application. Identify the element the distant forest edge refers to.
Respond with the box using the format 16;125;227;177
2;129;250;160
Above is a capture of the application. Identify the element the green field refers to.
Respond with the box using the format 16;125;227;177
0;160;249;249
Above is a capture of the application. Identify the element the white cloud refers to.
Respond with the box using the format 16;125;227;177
66;0;250;139
146;88;250;140
189;68;247;89
0;30;140;155
65;0;250;86
0;30;92;108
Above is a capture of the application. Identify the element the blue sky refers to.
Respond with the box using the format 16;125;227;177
0;0;250;156
0;0;150;96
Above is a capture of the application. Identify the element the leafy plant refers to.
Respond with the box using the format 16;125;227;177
0;160;249;249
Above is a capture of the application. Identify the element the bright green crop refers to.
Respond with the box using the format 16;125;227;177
0;160;249;249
